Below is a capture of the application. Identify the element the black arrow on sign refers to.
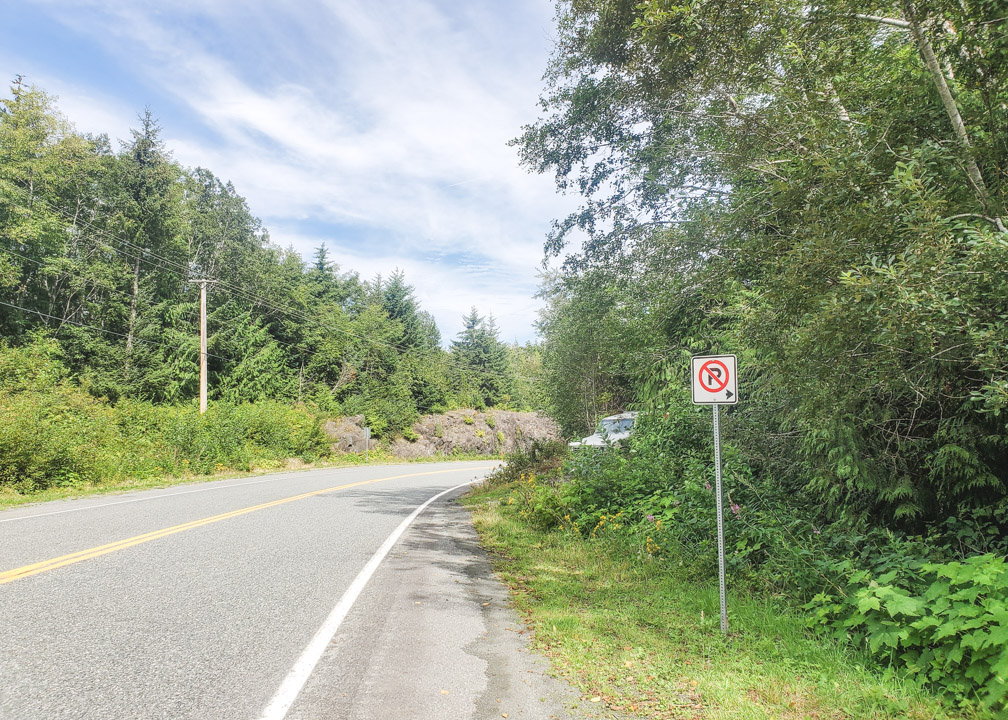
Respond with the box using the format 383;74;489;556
725;390;734;400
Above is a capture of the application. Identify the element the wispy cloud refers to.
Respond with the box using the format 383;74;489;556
7;0;568;342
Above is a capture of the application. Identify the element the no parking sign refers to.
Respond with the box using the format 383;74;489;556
690;353;739;634
691;354;738;404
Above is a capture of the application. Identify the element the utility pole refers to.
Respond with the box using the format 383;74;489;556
199;279;208;414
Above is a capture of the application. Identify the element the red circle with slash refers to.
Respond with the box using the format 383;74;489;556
698;359;730;393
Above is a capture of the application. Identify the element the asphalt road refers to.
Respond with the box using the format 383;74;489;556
0;462;598;720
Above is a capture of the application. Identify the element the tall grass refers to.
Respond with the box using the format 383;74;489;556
0;341;329;495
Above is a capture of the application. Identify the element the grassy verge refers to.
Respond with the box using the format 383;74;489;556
464;480;987;720
0;449;502;510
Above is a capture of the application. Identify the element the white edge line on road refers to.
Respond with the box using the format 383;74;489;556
256;477;480;720
0;463;498;524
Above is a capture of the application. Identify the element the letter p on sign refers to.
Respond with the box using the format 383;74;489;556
691;355;738;405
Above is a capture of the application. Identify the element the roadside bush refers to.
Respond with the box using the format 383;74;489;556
548;385;1008;711
0;341;331;493
0;385;116;492
806;554;1008;711
506;473;566;531
559;398;806;583
0;338;67;392
482;438;568;487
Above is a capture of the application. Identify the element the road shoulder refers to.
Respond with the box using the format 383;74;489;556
286;490;602;720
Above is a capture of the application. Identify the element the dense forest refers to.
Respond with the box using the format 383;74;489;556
0;79;539;490
512;0;1008;707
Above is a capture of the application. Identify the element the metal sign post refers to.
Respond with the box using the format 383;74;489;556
712;403;727;634
364;427;370;463
691;354;738;636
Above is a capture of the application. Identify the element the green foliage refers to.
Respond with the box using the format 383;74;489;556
534;271;636;437
807;555;1008;710
0;81;541;457
520;0;1008;526
509;474;566;531
483;438;569;487
451;307;517;409
467;481;967;719
463;414;475;425
505;1;1008;712
0;341;329;492
530;389;1008;709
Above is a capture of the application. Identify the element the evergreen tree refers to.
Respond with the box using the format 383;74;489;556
451;307;515;408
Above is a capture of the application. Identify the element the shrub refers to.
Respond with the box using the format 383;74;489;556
510;474;565;530
483;439;568;486
0;385;115;492
806;554;1008;710
463;414;475;425
0;342;330;493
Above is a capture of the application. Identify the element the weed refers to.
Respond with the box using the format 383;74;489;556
464;478;978;720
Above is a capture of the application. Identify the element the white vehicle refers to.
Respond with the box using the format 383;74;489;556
568;411;638;449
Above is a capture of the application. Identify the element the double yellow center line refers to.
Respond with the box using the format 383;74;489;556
0;467;484;586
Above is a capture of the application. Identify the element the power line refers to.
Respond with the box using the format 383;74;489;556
2;247;302;361
0;299;228;362
0;245;201;334
3;179;413;354
2;177;538;382
2;182;195;282
21;186;464;364
0;246;183;310
0;248;308;365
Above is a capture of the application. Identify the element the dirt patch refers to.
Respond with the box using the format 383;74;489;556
324;410;561;458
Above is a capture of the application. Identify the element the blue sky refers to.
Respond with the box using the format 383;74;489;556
0;0;573;344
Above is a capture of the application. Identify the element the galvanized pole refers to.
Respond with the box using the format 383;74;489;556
365;427;370;463
713;403;727;634
199;280;208;415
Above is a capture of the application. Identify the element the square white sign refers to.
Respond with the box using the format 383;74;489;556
691;355;738;404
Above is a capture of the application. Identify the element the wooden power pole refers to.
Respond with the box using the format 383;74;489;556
199;279;208;414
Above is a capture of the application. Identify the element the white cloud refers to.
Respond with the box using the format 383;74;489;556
12;0;573;341
273;227;544;345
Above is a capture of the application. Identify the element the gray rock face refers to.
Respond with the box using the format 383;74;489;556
323;410;561;458
389;410;561;459
324;415;371;453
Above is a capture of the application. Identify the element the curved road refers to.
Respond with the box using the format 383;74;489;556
0;462;598;720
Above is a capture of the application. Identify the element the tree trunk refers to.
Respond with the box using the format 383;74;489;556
125;252;141;379
858;8;1005;231
902;4;991;208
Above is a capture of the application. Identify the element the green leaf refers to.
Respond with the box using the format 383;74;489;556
857;595;881;613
